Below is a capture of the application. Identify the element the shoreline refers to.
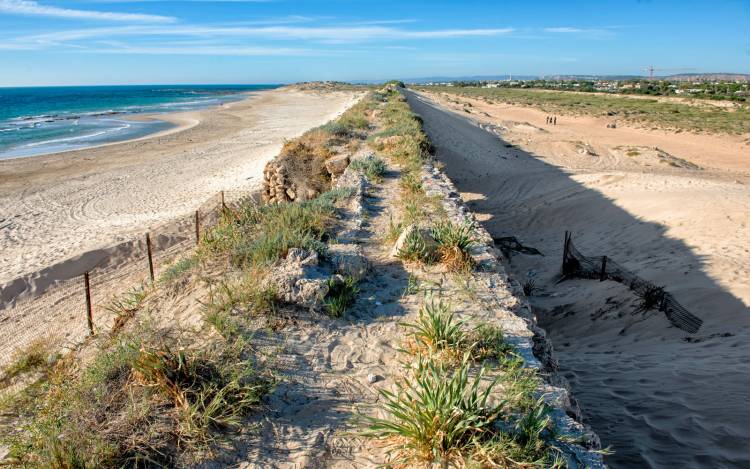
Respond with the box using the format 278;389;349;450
0;87;362;288
0;91;257;162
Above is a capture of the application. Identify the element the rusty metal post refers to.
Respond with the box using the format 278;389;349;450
221;190;227;212
600;255;607;282
146;233;155;281
84;272;94;335
195;210;200;244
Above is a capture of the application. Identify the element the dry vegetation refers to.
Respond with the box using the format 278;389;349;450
419;85;750;135
0;83;575;468
0;90;373;467
362;85;567;467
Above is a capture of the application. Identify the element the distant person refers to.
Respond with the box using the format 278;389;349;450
554;116;557;125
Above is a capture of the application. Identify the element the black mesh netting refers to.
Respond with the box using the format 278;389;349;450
561;232;703;334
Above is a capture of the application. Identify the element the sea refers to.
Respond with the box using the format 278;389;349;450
0;84;280;159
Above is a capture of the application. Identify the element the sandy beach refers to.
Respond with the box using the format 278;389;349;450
0;87;361;288
408;89;750;468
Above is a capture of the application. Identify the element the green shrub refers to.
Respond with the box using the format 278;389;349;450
201;188;352;269
1;328;272;467
350;155;387;181
395;228;433;264
324;276;359;317
431;221;478;271
362;355;502;465
401;300;466;360
320;121;352;138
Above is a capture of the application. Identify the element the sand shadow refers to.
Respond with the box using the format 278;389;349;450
404;89;750;468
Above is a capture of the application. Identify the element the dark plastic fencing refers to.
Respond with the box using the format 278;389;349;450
560;231;703;333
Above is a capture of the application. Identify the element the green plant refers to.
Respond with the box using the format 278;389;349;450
362;355;502;465
470;323;515;362
0;338;59;387
201;188;352;269
399;171;423;195
159;254;199;284
431;221;478;271
132;345;269;444
401;300;466;360
386;213;404;243
320;121;352;138
324;276;359;317
395;228;433;264
350;155;387;181
523;279;538;296
402;273;420;297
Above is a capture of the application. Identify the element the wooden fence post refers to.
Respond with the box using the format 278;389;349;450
221;191;227;212
146;233;155;281
84;272;94;335
600;255;607;282
195;210;200;244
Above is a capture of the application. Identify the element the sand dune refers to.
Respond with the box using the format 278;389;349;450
408;89;750;468
0;88;361;290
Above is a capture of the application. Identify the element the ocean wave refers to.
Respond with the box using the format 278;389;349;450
22;124;131;148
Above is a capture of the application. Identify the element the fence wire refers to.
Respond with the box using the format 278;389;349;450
0;190;259;371
561;231;703;334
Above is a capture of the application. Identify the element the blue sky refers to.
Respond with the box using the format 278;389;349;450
0;0;748;86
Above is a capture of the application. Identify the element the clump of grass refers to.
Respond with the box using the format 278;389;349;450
201;188;351;269
319;121;352;138
636;283;666;313
206;274;279;330
386;213;404;243
523;279;538;296
159;254;200;284
350;155;387;181
402;273;421;297
469;324;516;362
395;227;434;264
362;354;560;467
1;326;272;467
401;300;466;361
324;275;359;317
0;337;59;387
107;285;150;334
399;171;423;195
431;220;477;272
132;345;269;444
363;355;501;465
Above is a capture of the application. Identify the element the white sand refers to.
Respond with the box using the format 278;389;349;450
0;88;361;288
415;90;750;468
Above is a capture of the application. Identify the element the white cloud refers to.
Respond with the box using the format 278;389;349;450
16;24;515;45
0;0;175;22
544;27;584;33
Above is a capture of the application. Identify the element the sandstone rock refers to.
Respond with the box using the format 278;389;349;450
286;188;296;199
327;243;370;281
269;248;330;309
325;154;350;176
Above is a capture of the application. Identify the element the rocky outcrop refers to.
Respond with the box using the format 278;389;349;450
326;243;369;282
324;154;350;178
268;248;331;310
262;160;321;204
